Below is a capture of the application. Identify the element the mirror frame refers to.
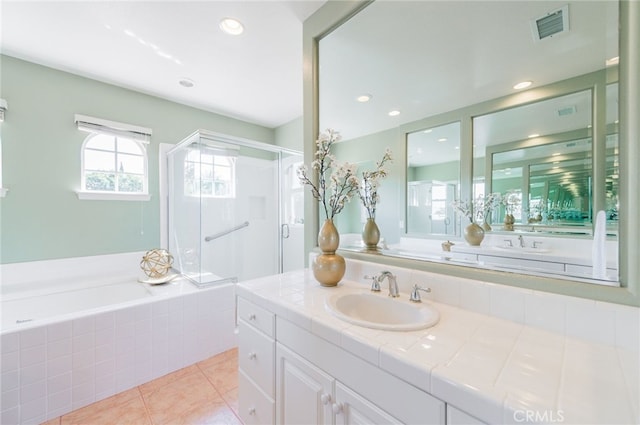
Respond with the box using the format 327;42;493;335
303;0;639;306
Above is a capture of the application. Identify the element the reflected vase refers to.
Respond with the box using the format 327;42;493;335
504;214;515;231
362;218;380;251
482;220;492;232
312;219;345;287
463;222;485;246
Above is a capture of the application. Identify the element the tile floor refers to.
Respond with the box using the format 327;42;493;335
41;348;242;425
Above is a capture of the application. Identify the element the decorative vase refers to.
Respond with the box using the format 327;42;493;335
504;213;515;231
463;222;485;246
362;218;380;251
481;220;492;232
312;219;345;286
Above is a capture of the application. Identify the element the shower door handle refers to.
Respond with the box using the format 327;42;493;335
281;224;290;239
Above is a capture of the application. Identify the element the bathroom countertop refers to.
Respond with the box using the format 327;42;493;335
237;269;639;425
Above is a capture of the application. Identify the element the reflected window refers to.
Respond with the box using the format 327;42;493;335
285;162;304;224
184;149;236;198
81;134;147;193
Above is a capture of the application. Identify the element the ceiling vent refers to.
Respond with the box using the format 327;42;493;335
557;105;577;117
532;5;569;41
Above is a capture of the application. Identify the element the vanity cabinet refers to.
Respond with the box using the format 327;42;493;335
238;298;276;425
276;344;401;424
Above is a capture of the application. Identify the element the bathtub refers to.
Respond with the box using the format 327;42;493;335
0;252;238;425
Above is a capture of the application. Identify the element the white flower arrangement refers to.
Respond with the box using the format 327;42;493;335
297;129;360;220
359;149;393;219
501;190;521;215
452;193;502;223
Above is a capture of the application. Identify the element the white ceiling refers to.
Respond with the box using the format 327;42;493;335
320;0;619;165
1;0;326;129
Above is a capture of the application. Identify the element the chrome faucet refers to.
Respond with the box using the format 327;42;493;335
518;234;525;248
377;271;400;297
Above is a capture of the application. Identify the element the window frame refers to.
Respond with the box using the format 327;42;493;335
77;133;151;201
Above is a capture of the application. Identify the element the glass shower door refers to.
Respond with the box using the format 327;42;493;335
167;131;298;286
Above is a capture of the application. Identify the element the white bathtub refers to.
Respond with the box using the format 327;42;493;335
0;252;238;425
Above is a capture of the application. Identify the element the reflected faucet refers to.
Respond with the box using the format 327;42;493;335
377;271;400;298
518;234;525;248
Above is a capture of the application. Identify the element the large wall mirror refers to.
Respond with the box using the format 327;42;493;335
307;0;639;305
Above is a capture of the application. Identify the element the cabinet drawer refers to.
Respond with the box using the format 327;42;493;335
239;320;275;397
239;369;275;425
238;297;275;337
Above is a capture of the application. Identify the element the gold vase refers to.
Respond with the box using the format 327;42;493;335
362;218;380;251
463;222;485;246
504;213;515;231
312;219;345;286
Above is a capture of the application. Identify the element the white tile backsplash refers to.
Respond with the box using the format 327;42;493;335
340;257;638;350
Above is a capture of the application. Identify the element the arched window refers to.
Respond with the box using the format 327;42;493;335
81;133;148;195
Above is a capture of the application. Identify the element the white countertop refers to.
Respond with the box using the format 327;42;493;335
237;269;639;425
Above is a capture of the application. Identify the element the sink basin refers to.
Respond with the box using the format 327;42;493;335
325;292;439;331
492;246;551;254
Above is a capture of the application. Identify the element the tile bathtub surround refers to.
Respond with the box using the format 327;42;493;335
240;265;640;424
0;287;237;425
39;348;241;425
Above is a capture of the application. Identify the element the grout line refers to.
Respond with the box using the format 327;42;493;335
136;385;155;425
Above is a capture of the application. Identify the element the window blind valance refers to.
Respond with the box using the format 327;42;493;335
74;114;152;144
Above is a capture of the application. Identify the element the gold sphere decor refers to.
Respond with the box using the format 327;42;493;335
140;249;174;278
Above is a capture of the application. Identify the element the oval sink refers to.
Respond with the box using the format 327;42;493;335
325;292;439;331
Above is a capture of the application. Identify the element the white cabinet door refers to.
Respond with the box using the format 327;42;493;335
276;344;334;425
334;382;401;425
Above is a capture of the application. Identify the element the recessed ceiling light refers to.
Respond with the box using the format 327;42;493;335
179;78;195;88
423;129;432;134
438;138;447;142
454;146;460;150
552;152;561;156
513;81;533;90
356;94;372;103
528;133;540;138
220;18;244;35
388;110;400;117
606;56;619;66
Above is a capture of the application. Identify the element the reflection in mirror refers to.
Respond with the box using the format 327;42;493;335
407;122;460;236
317;0;622;286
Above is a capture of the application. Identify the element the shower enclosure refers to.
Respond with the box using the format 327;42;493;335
166;130;303;286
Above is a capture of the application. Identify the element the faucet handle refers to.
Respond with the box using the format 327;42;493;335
504;239;513;247
533;241;543;249
409;284;431;303
363;275;381;292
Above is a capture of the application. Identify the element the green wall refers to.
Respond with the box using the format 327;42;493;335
0;55;278;264
330;128;405;243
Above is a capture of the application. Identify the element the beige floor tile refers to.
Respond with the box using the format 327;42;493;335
142;368;226;424
201;362;239;395
197;348;238;370
222;387;239;417
61;388;150;425
139;364;200;397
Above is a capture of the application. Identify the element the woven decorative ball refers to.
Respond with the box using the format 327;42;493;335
140;249;174;278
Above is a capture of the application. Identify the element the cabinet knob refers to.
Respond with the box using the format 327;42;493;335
249;314;257;320
332;402;343;415
320;393;332;405
248;352;257;360
248;407;256;416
